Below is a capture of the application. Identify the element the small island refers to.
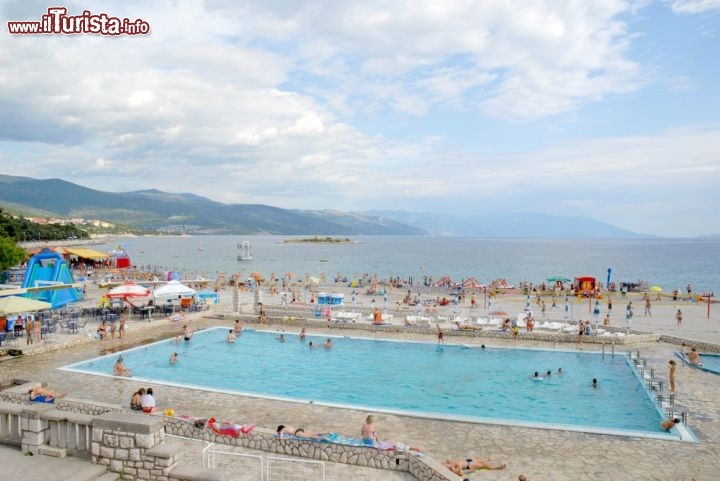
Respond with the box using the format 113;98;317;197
283;236;354;244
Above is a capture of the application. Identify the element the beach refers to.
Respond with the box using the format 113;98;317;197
1;274;719;481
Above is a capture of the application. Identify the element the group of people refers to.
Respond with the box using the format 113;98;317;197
275;414;379;444
96;314;126;340
130;387;156;413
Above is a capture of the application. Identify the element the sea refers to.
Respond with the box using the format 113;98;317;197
88;236;720;295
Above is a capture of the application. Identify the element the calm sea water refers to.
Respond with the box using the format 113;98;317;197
63;327;670;436
91;236;720;294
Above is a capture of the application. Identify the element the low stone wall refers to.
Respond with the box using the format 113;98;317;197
165;416;412;472
93;412;179;480
658;335;720;353
0;385;452;481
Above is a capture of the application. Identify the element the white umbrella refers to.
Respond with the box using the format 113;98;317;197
0;296;52;315
106;282;151;299
153;280;196;299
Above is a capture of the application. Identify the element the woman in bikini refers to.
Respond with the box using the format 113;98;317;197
276;425;325;440
361;414;379;446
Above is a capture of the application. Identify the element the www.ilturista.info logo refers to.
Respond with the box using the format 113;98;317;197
7;7;150;35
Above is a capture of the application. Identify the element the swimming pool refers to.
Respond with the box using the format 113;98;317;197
63;328;678;439
676;351;720;375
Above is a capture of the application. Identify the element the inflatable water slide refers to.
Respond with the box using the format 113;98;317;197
21;248;83;308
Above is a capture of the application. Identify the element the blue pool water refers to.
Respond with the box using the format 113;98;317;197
63;328;673;437
677;351;720;375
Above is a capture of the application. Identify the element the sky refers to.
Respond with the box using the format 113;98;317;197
1;0;719;237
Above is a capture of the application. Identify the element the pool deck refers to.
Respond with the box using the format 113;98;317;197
2;285;719;481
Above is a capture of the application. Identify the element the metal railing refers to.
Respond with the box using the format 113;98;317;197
266;456;325;481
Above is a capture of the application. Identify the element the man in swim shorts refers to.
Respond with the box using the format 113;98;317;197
443;457;506;475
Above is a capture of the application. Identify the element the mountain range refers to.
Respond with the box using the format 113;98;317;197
0;174;644;237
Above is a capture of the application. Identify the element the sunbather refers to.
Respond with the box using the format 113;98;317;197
443;457;506;475
455;321;482;331
276;425;326;440
29;386;64;401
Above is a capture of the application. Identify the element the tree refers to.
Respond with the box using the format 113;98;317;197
0;236;27;272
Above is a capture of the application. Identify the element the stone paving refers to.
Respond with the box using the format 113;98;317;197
1;286;719;481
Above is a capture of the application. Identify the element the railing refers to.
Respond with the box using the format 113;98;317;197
207;445;263;480
266;456;324;481
165;433;213;467
0;403;22;445
45;412;93;456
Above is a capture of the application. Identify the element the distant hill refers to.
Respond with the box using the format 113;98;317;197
363;210;648;238
0;174;647;237
0;175;424;235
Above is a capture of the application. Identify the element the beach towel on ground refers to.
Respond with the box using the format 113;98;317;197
31;395;54;404
322;433;396;450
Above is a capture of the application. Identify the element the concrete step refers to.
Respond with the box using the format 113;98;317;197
38;445;67;457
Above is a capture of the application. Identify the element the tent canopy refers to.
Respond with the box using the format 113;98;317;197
64;247;109;259
154;280;196;298
107;282;151;299
0;296;52;315
547;276;572;283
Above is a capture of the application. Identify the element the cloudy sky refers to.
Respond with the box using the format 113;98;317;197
1;0;719;236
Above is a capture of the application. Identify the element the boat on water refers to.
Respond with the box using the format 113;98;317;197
237;241;252;261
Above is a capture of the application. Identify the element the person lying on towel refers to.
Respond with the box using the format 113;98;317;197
276;425;327;440
29;386;63;403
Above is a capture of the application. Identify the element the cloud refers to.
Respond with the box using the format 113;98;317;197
204;0;647;120
671;0;720;13
0;0;717;236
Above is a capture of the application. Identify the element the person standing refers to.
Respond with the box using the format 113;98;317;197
644;297;652;317
25;316;33;345
675;309;682;327
183;324;193;341
373;308;383;325
668;360;677;395
119;313;126;339
436;325;444;343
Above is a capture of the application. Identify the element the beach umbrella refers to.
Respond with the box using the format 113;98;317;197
106;282;151;299
0;296;52;315
649;286;663;292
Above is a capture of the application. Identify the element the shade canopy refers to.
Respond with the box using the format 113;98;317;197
154;280;196;298
649;286;663;292
106;282;151;299
546;276;572;283
64;247;109;259
0;296;52;315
